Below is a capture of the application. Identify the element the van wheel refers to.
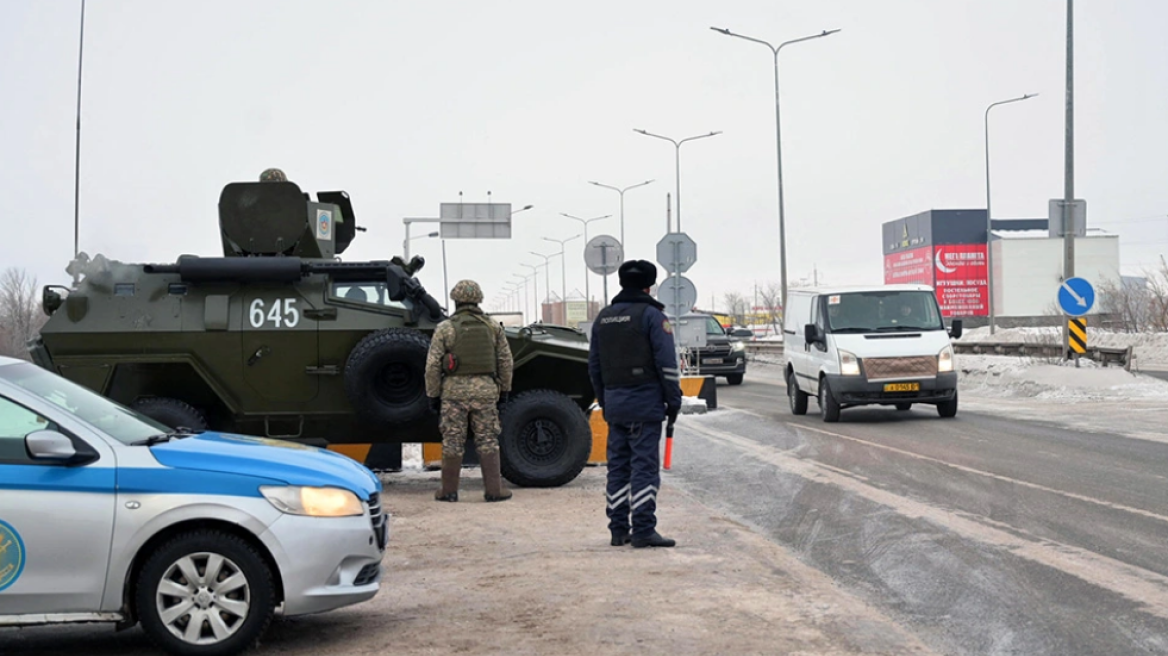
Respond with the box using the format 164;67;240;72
132;397;208;433
787;371;808;415
895;403;912;412
937;392;958;418
819;378;841;423
135;530;276;656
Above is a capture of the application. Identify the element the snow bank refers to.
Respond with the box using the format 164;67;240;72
958;326;1168;368
956;353;1168;400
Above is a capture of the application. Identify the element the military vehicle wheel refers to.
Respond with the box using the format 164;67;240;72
132;397;209;432
499;390;590;488
344;328;431;425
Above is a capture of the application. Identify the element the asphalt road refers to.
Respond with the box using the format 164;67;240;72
667;364;1168;655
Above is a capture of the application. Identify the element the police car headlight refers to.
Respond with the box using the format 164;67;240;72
260;486;364;517
839;350;861;376
938;344;955;373
731;341;746;352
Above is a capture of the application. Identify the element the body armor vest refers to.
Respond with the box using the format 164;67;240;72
595;303;656;387
446;309;497;376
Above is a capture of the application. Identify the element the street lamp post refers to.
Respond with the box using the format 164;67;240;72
560;214;610;309
710;26;840;314
520;263;540;321
633;130;720;234
511;273;532;322
542;234;582;321
529;252;555;320
985;93;1039;335
587;180;654;253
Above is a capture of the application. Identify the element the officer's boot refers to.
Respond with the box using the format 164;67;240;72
480;451;512;502
435;456;462;502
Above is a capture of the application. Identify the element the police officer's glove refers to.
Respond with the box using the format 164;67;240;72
428;397;441;414
497;391;509;411
666;404;680;426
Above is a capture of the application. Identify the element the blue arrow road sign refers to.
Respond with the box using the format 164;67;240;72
1057;277;1095;316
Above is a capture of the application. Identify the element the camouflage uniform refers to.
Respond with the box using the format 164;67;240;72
424;315;513;457
425;280;514;502
259;168;287;182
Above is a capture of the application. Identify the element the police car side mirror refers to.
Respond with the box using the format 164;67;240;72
26;430;96;466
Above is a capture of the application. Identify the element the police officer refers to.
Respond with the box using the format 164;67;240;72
588;260;682;548
425;280;515;502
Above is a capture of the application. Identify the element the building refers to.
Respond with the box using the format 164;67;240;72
882;205;1120;324
541;290;600;329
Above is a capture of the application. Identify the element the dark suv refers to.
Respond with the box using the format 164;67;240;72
681;313;750;385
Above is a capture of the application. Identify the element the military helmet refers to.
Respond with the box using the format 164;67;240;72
259;168;287;182
450;279;483;304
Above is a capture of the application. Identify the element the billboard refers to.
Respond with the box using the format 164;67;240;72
884;246;933;286
933;244;988;317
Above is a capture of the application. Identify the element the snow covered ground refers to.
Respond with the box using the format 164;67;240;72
956;353;1168;400
958;326;1168;370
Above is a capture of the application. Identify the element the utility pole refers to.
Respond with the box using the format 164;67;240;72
72;0;87;286
1063;0;1076;358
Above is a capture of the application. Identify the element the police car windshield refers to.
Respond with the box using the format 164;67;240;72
0;362;173;445
824;291;944;333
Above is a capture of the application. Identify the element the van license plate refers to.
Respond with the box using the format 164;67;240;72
884;383;920;392
703;358;722;364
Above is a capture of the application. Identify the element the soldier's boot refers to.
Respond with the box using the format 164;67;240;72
435;456;462;502
480;452;512;502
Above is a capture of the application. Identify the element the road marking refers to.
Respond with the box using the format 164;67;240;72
790;421;1168;526
679;418;1168;619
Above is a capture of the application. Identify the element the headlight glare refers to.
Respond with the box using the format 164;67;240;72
731;341;746;352
839;350;861;376
260;485;364;517
938;345;954;373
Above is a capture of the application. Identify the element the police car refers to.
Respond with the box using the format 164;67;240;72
0;356;387;655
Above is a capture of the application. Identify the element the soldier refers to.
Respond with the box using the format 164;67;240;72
259;168;287;182
588;260;682;548
425;279;515;502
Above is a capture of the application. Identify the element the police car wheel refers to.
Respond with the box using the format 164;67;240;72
499;389;591;488
344;327;432;425
136;530;276;656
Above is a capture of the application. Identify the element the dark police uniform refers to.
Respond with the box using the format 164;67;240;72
588;260;682;548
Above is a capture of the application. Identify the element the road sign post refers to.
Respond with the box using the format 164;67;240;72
585;235;623;309
1057;277;1094;367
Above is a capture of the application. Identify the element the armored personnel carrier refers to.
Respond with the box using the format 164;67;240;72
30;179;595;487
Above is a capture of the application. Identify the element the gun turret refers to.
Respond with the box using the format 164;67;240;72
218;181;358;259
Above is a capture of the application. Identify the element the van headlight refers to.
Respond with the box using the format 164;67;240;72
260;485;364;517
839;350;861;376
731;341;746;352
938;345;954;373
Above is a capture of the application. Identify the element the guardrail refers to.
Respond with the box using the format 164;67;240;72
953;341;1133;370
744;340;1133;370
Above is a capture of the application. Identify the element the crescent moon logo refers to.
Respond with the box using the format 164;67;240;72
935;248;957;274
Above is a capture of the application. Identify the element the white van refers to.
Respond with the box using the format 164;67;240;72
782;285;962;422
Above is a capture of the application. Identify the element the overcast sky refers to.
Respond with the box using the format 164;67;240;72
2;0;1165;313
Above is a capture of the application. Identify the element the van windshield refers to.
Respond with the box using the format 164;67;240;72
824;290;944;333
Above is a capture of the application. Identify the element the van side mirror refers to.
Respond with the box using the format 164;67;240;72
948;319;963;339
804;323;823;345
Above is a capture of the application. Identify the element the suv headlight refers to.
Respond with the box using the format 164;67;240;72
260;485;364;517
731;341;746;352
839;350;861;376
938;344;954;373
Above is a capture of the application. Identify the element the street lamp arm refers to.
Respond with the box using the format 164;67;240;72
634;128;680;147
778;29;842;52
986;93;1039;118
710;26;777;52
678;131;722;146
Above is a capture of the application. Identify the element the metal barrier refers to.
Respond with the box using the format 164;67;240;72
953;342;1133;370
745;340;1133;370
